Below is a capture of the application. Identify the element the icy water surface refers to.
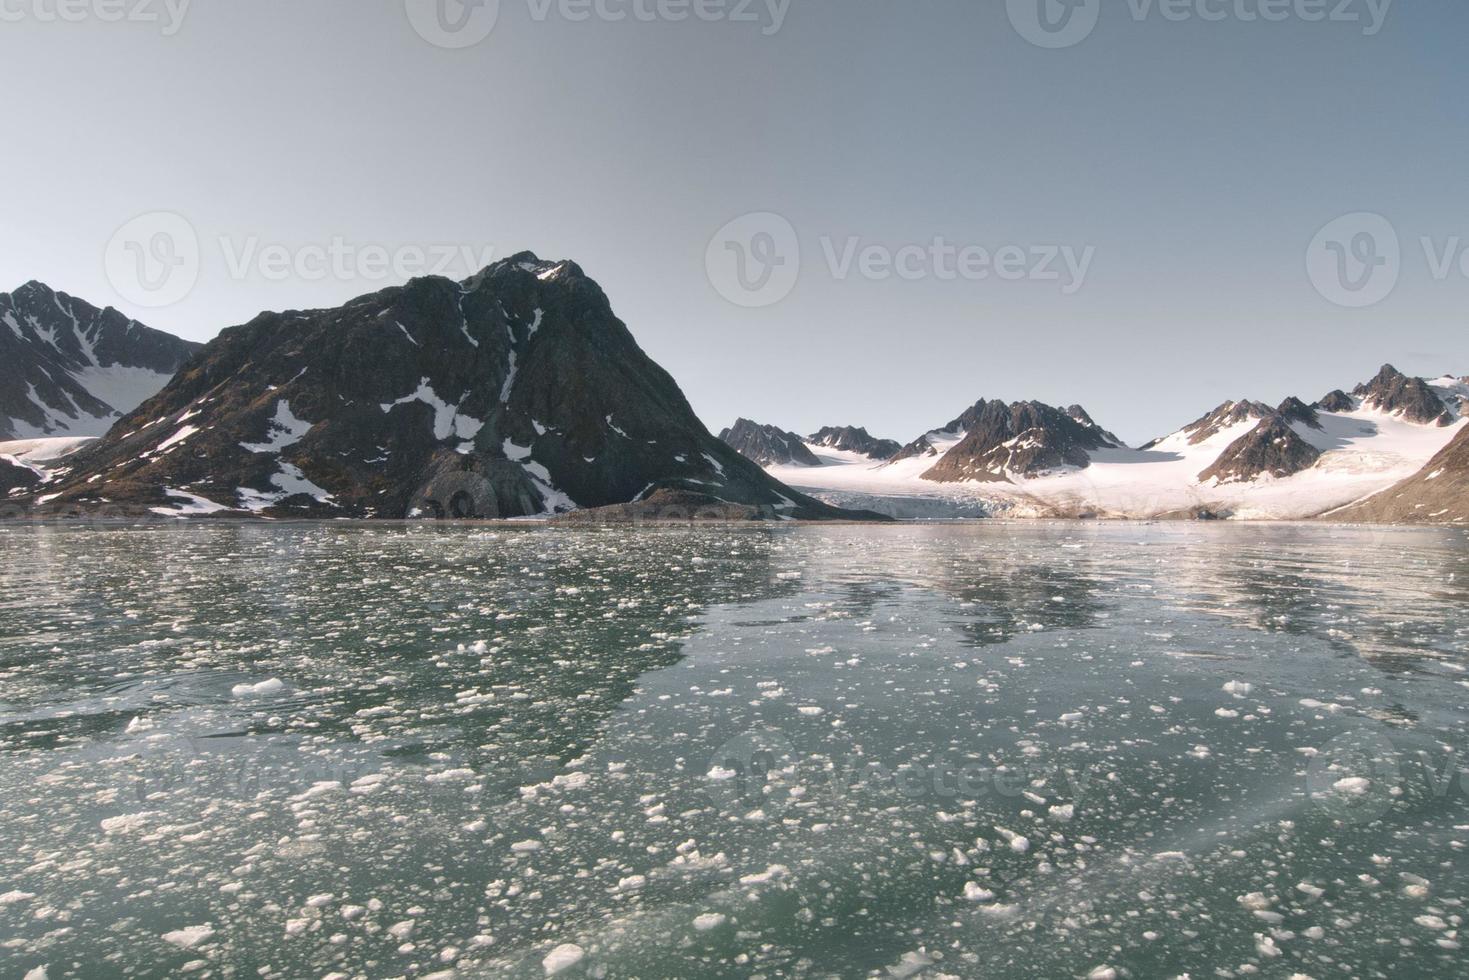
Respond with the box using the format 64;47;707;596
2;522;1469;979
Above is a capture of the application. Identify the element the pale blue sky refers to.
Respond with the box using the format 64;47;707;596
2;0;1465;444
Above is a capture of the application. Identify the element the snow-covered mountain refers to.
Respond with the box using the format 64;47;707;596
18;255;875;521
0;282;200;440
761;365;1469;522
807;426;902;461
718;419;820;467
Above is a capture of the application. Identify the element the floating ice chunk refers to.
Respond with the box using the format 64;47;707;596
1333;777;1371;796
100;813;152;835
1048;804;1075;822
543;943;585;975
1223;680;1254;696
1086;968;1117;980
511;839;542;853
693;912;727;931
162;925;216;949
231;678;284;698
0;890;37;904
22;968;47;980
994;826;1030;854
963;882;996;902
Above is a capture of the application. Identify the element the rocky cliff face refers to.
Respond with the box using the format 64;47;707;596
0;282;200;439
916;399;1120;483
807;425;902;461
21;255;872;521
719;419;821;467
0;454;41;496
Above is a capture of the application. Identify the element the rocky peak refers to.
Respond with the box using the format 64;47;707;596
1352;364;1452;425
1275;396;1321;429
1198;414;1322;485
1181;400;1274;445
807;425;902;461
21;258;867;521
1;282;200;439
919;398;1120;484
719;419;821;467
1315;389;1355;413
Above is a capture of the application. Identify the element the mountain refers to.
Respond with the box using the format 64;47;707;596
0;282;200;440
1351;363;1456;425
0;453;41;496
914;398;1121;483
807;426;902;461
761;366;1468;523
19;255;874;521
1326;426;1469;525
718;419;821;467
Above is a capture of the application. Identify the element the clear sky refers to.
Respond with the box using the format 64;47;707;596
3;0;1466;445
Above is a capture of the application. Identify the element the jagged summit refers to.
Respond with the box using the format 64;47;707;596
19;258;874;521
719;419;821;467
0;282;200;439
808;425;902;461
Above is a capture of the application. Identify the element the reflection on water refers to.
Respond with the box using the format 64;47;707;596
1;521;1467;978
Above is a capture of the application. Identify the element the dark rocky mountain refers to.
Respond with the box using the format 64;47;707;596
1352;364;1453;425
1327;426;1469;524
1315;389;1355;413
912;399;1120;483
19;254;875;521
807;425;902;461
1274;396;1322;429
719;419;821;467
0;454;41;495
1198;413;1322;484
0;281;200;439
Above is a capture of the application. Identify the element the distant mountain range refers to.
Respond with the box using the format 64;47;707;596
4;263;1466;525
0;282;199;440
5;257;874;521
726;364;1469;524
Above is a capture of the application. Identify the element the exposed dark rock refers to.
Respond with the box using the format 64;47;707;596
1353;364;1452;425
1275;396;1322;429
16;254;872;522
807;425;902;461
0;282;200;439
1315;389;1355;413
1179;400;1274;445
719;419;821;467
0;455;41;495
1198;415;1322;484
1325;426;1469;524
919;399;1120;483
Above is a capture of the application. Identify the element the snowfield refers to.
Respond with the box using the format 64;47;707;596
770;381;1469;521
